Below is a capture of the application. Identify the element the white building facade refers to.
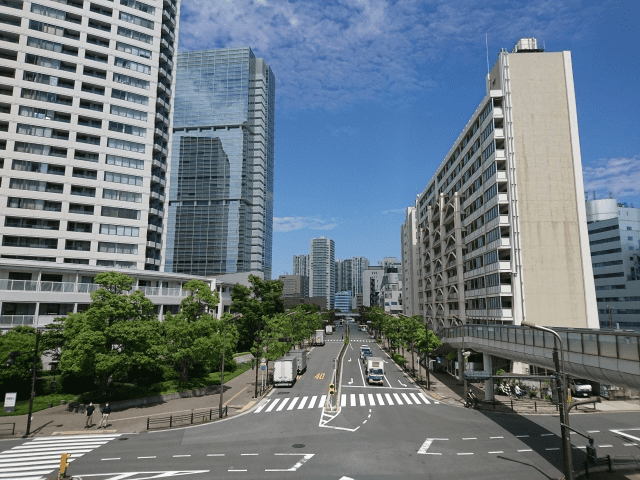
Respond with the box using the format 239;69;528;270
309;237;335;310
401;206;419;316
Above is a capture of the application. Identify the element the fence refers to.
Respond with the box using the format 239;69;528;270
146;406;227;430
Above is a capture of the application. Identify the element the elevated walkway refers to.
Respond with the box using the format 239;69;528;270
442;325;640;390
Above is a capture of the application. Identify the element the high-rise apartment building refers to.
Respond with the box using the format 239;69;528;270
309;237;335;310
586;198;640;331
401;206;419;316
335;258;351;293
292;254;309;296
0;0;179;271
404;38;598;333
351;256;369;296
164;47;275;278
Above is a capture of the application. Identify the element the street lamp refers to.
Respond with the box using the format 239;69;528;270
219;313;242;418
521;320;573;480
6;329;41;437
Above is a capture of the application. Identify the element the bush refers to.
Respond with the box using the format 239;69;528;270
393;354;407;366
545;394;551;401
495;368;505;376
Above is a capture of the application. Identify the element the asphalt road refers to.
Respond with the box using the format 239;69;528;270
4;323;639;480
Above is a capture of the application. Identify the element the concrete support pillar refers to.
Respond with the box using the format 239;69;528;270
457;348;464;383
484;353;494;401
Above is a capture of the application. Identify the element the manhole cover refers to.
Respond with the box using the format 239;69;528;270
118;438;129;441
292;444;305;448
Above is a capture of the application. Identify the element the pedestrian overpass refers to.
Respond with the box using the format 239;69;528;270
441;325;640;391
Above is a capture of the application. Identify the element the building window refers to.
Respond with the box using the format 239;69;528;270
104;171;143;186
65;239;91;251
117;26;152;44
118;11;154;29
100;224;139;236
107;138;145;153
3;235;58;249
98;242;138;254
5;217;60;230
106;154;144;169
102;188;142;203
101;205;141;219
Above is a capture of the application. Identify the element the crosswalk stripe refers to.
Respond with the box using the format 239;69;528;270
31;435;120;442
368;394;375;406
359;394;366;406
287;397;299;410
393;393;403;405
376;393;385;405
276;398;290;411
419;393;431;404
308;396;318;409
0;456;83;466
350;394;356;407
385;393;394;405
13;442;108;450
297;396;308;409
409;393;421;404
341;394;346;406
401;393;413;404
1;449;94;458
254;399;270;412
319;395;327;406
265;398;280;412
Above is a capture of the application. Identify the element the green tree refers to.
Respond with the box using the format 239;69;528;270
401;315;423;376
231;276;284;396
417;328;442;381
0;326;42;397
58;272;162;393
162;280;229;382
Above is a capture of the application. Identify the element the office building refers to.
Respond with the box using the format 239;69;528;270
335;258;351;293
278;274;307;298
165;47;275;278
292;254;309;296
586;198;640;331
378;271;402;315
401;206;419;316
334;290;351;312
362;265;383;307
0;0;179;271
351;256;370;296
309;237;335;310
406;38;598;333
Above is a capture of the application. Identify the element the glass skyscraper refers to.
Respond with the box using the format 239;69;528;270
165;48;275;278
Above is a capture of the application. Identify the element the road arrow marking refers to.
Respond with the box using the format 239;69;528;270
417;438;448;455
611;428;640;443
348;357;352;362
348;378;353;385
398;379;407;387
76;471;211;479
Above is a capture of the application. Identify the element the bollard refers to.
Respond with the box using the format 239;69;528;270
190;412;194;424
169;415;172;428
511;399;513;410
607;455;612;472
147;418;149;430
209;409;212;420
535;402;537;412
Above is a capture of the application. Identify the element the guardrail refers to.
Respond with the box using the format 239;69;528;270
0;423;15;435
146;406;227;430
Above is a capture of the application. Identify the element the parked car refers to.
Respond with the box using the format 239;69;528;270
569;378;592;398
599;384;610;399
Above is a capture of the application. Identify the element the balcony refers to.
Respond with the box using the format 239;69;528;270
499;215;510;226
487;284;512;295
497;171;507;182
494;128;504;139
495;149;506;160
0;315;34;327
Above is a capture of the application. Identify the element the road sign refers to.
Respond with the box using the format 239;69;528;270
3;392;16;413
261;365;265;371
260;357;266;364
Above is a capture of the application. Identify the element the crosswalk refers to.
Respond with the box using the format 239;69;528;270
0;433;121;480
254;392;437;414
326;339;371;342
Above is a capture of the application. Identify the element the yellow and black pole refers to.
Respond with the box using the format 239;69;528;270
59;453;71;479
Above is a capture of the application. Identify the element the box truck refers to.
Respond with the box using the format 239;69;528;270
273;356;298;387
325;325;333;335
314;329;325;346
366;357;384;385
288;349;307;374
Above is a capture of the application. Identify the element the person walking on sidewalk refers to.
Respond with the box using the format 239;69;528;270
85;402;95;427
98;403;111;429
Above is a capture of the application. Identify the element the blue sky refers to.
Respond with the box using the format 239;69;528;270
177;0;640;278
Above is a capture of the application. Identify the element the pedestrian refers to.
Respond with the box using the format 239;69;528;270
85;402;95;427
98;403;111;429
515;384;523;400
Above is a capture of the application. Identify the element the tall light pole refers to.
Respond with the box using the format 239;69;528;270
522;320;573;480
219;313;242;417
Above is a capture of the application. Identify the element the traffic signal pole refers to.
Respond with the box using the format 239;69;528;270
25;330;41;437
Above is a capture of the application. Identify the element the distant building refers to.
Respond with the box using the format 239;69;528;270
292;254;310;296
351;256;370;296
352;293;363;311
309;237;335;310
586;198;640;331
278;274;308;298
282;296;326;312
335;290;352;312
363;266;384;307
379;272;402;315
401;207;420;316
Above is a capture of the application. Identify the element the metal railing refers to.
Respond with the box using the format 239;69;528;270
0;315;34;326
146;407;227;430
0;280;189;297
442;324;640;362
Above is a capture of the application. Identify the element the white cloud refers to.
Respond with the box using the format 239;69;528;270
583;155;640;200
178;0;597;111
274;216;339;232
381;208;406;215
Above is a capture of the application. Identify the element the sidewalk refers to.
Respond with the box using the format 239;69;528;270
377;337;640;415
0;365;269;438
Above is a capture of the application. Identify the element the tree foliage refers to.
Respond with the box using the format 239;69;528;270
0;326;42;397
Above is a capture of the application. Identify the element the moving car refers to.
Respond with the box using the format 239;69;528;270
569;378;592;398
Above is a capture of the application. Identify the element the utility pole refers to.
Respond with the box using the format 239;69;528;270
522;321;573;480
25;330;40;437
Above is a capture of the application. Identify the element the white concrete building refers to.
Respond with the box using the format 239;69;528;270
309;237;335;310
409;38;598;333
586;198;640;331
401;206;419;316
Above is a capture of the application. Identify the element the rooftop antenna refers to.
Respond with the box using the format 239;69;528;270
485;33;490;75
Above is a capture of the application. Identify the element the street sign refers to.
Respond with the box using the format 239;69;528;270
463;371;491;381
261;365;265;371
3;392;16;413
260;357;266;364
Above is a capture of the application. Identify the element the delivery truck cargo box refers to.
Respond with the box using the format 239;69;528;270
273;356;298;387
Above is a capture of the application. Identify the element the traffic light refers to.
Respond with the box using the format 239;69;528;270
586;438;597;465
329;384;335;396
59;453;71;477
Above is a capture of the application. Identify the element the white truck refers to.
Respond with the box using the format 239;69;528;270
314;329;325;346
273;356;298;387
288;349;307;374
360;344;372;363
366;357;384;385
325;325;333;335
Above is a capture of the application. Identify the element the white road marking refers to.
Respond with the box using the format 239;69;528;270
611;428;640;443
307;396;318;409
587;430;600;433
350;394;357;407
173;455;191;457
265;453;315;472
409;393;422;404
541;433;554;437
376;393;385;405
393;393;403;405
319;395;327;406
348;378;353;384
207;454;225;456
276;398;290;411
457;453;474;455
287;397;299;410
417;438;448;454
516;435;529;438
138;456;156;459
463;438;477;440
297;396;308;409
229;469;247;472
102;458;120;461
254;399;270;413
599;445;613;448
265;399;280;412
241;453;258;456
624;443;638;447
418;393;431;404
489;451;503;454
398;379;407;387
359;394;366;406
490;437;503;439
363;420;367;424
368;394;375;406
401;393;413;404
518;449;533;452
385;393;394;405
